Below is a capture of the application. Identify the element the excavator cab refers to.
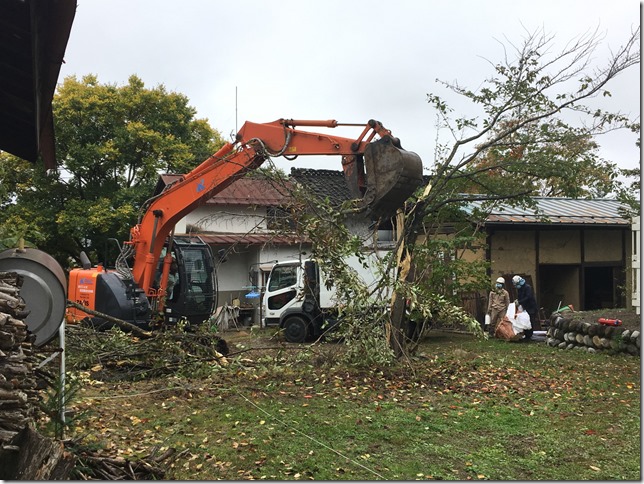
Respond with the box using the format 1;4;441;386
158;236;217;326
356;136;424;219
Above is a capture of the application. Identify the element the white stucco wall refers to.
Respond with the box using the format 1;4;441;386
183;205;268;234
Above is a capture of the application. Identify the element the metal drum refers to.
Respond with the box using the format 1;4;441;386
0;248;67;346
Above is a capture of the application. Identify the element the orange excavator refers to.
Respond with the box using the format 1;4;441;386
66;118;423;327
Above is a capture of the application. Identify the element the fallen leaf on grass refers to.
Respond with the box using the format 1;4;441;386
589;465;601;472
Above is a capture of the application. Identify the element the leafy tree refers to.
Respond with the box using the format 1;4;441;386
385;27;640;357
248;28;639;361
0;74;224;267
0;153;42;249
425;27;639;208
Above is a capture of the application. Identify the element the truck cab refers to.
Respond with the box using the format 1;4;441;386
263;259;337;343
263;260;317;342
263;253;388;343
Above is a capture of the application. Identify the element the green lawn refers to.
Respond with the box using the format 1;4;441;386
67;330;640;480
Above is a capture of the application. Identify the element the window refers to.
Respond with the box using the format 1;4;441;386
268;264;298;291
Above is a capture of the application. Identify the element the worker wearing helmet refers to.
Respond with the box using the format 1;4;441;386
486;276;510;337
512;275;537;340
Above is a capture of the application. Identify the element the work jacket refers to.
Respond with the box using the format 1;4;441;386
487;288;509;313
517;283;538;314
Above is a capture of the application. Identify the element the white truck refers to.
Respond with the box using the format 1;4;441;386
262;252;391;343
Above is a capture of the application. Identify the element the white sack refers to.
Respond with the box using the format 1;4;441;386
512;309;532;333
506;302;516;320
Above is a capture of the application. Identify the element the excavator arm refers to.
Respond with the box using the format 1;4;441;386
128;118;423;308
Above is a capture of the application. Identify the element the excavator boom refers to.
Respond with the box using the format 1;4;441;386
132;118;423;303
68;118;423;325
234;118;423;217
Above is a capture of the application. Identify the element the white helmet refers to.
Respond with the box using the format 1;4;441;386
495;277;505;284
512;275;523;286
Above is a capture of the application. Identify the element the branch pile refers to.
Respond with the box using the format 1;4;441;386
65;322;230;381
69;443;185;480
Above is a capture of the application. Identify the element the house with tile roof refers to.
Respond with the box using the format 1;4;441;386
162;169;637;326
155;170;388;325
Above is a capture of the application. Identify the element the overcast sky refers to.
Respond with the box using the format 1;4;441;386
58;0;641;174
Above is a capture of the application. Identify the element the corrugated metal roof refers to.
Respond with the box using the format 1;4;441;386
157;173;293;206
198;233;306;246
466;197;631;226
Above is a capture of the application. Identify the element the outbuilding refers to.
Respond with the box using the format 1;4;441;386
466;197;634;315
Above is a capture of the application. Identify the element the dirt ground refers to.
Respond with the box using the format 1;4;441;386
564;308;641;332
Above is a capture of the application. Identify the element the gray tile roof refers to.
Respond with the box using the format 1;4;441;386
289;168;352;206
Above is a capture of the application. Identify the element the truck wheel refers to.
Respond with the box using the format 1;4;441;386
283;316;309;343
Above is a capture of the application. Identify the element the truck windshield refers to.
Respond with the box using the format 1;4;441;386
268;264;298;291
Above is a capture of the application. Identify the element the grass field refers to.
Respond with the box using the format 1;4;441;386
67;329;640;480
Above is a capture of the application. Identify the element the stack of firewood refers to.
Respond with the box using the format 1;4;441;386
0;271;186;480
0;272;38;442
0;271;75;479
546;314;641;355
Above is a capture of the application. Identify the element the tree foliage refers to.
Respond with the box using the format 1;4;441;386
424;27;639;212
0;75;224;266
280;179;398;366
378;27;641;357
253;167;483;364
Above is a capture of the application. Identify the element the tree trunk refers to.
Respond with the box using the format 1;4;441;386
388;294;407;358
66;300;153;338
387;209;423;358
0;425;75;479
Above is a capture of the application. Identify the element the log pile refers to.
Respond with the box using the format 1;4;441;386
0;271;196;479
0;425;75;479
0;272;38;443
546;314;640;355
0;271;76;479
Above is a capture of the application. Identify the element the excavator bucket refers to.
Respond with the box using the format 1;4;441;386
360;137;424;219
